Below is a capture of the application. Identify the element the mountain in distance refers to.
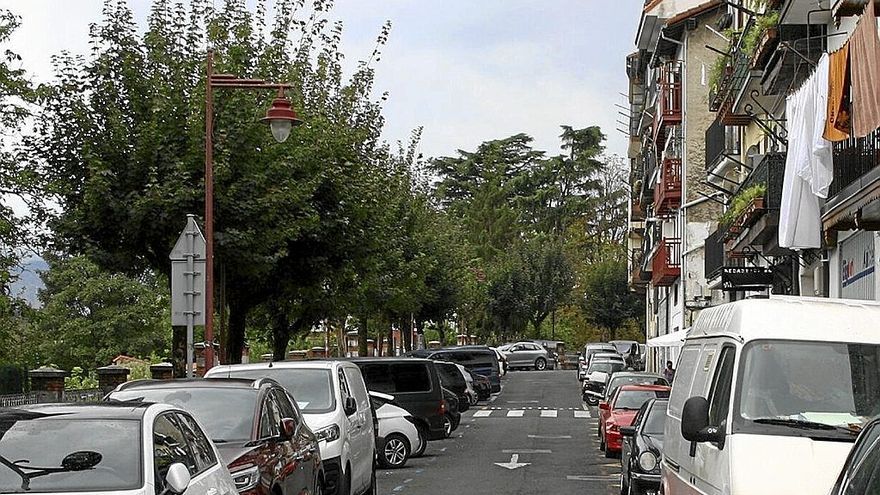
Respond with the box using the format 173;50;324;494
9;256;47;308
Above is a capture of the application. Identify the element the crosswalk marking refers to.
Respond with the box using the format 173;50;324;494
574;410;590;419
540;409;557;418
473;410;492;417
507;410;524;417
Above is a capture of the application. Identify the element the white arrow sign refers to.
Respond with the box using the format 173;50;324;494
494;454;530;470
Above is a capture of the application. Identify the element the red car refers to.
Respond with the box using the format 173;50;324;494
599;384;670;458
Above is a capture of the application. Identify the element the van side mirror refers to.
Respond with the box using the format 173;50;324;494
344;397;357;416
164;463;191;494
280;417;297;439
599;401;610;411
681;396;724;445
620;426;637;437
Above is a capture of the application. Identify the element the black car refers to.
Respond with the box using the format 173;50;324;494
352;357;447;441
411;347;502;393
828;417;880;494
108;378;323;495
620;398;667;495
434;361;470;412
440;386;461;438
469;371;492;400
582;360;626;405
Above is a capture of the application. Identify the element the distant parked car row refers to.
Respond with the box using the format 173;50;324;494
0;346;509;495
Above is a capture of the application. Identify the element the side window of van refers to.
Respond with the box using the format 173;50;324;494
390;363;431;393
338;369;352;401
359;364;395;393
708;346;736;428
668;345;701;418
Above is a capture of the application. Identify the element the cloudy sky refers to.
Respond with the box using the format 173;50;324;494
0;0;642;159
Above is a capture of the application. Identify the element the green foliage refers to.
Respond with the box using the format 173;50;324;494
34;255;171;371
719;184;766;226
579;259;645;341
64;366;99;390
708;55;729;92
742;11;779;56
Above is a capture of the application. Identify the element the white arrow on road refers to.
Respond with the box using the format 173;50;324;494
494;453;530;470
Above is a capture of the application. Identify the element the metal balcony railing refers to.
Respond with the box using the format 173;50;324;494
704;229;724;280
705;117;741;171
654;157;682;216
828;128;880;200
658;61;682;126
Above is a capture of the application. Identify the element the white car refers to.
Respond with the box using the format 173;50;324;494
0;402;237;495
369;391;424;468
206;360;377;495
455;363;479;405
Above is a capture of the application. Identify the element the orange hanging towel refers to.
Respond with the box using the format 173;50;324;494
850;0;880;138
824;43;851;141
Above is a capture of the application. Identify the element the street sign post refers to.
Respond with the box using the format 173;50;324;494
170;215;206;378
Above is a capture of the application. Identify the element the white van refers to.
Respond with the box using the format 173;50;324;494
663;296;880;495
206;360;376;495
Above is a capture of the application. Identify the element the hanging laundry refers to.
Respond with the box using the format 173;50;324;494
824;42;851;142
779;54;833;250
850;0;880;138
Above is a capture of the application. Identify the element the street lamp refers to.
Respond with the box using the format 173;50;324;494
203;49;301;371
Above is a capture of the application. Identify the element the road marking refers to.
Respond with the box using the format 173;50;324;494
506;400;539;403
494;453;530;470
473;410;492;417
403;478;413;483
502;449;552;454
440;447;448;452
574;410;591;418
540;409;557;418
507;410;524;417
393;486;405;492
566;475;619;481
528;434;572;439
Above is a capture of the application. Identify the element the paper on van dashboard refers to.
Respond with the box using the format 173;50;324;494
297;401;310;408
796;412;863;425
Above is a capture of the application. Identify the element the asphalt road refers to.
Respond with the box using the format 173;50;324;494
378;369;619;495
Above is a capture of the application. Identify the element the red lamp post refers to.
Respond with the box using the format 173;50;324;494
204;49;302;371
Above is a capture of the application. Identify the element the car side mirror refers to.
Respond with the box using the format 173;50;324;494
599;401;610;411
620;426;637;437
344;396;357;416
164;463;191;494
681;396;724;447
280;417;297;439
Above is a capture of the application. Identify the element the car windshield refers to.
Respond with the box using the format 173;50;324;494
111;388;256;442
221;368;336;413
609;375;668;392
615;390;669;410
643;401;668;435
738;340;880;433
612;342;635;354
589;361;625;374
0;417;142;493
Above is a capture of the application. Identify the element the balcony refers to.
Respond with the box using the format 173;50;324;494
722;153;787;254
658;61;682;127
654;157;682;216
651;237;681;287
705;117;741;173
704;228;724;281
823;128;880;231
629;249;648;290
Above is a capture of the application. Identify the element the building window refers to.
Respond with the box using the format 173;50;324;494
673;283;679;306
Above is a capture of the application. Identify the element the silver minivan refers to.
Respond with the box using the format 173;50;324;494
206;360;376;495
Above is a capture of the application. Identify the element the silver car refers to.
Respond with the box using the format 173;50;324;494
502;341;555;371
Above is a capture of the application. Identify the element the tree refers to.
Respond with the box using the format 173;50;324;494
34;255;170;370
518;238;574;336
579;259;644;341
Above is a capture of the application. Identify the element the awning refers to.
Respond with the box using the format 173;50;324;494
647;329;688;348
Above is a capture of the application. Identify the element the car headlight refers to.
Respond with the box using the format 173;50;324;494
638;451;658;472
230;465;260;492
315;424;341;443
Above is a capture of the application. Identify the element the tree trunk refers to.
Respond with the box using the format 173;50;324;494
388;324;395;357
437;320;446;346
358;317;369;357
172;326;186;378
227;300;248;364
402;317;412;352
271;311;290;362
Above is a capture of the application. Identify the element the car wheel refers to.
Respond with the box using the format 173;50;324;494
535;358;547;371
411;424;428;457
469;394;477;406
605;446;616;459
443;414;453;438
337;465;350;495
379;434;410;468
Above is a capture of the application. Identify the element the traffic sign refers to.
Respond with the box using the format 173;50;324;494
170;215;206;378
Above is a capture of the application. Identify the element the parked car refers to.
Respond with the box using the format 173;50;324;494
579;343;618;380
469;371;492;401
434;361;470;412
582;359;626;405
620;399;668;495
609;339;640;357
368;391;424;468
828;417;880;495
205;360;376;495
410;347;502;393
0;402;238;495
351;357;447;442
455;363;479;405
666;296;880;495
108;378;323;495
440;387;461;438
603;372;668;404
501;341;556;371
599;384;670;458
489;346;509;375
